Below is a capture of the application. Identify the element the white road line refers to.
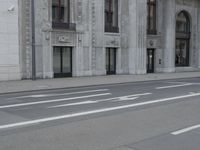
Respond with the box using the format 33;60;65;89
10;89;109;99
96;93;152;102
167;82;189;84
113;97;139;102
48;101;97;108
171;124;200;135
156;83;193;89
0;93;111;109
0;92;200;130
49;93;151;108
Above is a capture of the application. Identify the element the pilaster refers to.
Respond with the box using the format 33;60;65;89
162;0;176;72
128;0;147;74
197;1;200;68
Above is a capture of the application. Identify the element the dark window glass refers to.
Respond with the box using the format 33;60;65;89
106;48;117;75
147;0;157;34
53;47;72;78
52;0;70;23
105;0;119;33
52;0;76;30
176;11;190;33
175;11;190;67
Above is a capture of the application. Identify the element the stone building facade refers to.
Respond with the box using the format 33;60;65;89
1;0;200;81
0;0;20;81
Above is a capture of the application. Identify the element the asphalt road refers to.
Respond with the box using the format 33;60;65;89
1;78;200;150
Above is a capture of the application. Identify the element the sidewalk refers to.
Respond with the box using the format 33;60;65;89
0;72;200;94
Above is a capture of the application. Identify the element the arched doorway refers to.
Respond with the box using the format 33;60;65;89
175;11;190;67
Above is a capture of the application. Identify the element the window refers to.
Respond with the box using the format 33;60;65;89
52;0;75;30
175;11;190;67
105;0;119;33
176;12;190;34
147;0;157;34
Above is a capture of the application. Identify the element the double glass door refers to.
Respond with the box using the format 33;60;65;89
147;49;155;73
53;47;72;78
106;48;116;75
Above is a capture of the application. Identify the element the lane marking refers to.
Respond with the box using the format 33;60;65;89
171;124;200;135
0;92;200;130
156;83;193;89
48;101;97;108
167;82;189;84
48;93;150;108
0;93;111;109
113;97;139;102
9;89;109;99
96;93;152;102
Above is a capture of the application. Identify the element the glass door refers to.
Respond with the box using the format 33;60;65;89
53;47;72;78
147;49;155;73
175;39;189;66
106;48;116;75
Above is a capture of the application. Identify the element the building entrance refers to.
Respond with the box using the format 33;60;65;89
53;47;72;78
106;48;116;75
147;49;155;73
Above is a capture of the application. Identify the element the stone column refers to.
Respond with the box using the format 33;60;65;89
162;0;176;72
128;0;147;74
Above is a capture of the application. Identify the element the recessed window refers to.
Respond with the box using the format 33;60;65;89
147;0;157;34
52;0;75;30
105;0;119;33
175;11;190;67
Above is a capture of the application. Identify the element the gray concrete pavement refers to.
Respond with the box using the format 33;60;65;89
0;72;200;94
0;78;200;149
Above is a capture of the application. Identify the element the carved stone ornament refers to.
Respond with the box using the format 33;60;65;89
149;40;154;46
58;36;70;43
42;22;51;32
106;38;119;47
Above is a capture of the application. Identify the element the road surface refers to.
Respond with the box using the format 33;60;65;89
0;78;200;150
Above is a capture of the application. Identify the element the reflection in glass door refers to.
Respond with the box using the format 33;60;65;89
106;48;116;75
53;47;72;78
147;49;155;73
175;39;189;66
175;11;190;67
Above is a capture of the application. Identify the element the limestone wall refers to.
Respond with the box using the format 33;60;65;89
0;0;20;81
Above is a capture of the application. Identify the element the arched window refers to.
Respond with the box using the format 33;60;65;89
147;0;157;34
175;11;190;67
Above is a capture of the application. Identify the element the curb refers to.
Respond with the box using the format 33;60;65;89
0;75;200;95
